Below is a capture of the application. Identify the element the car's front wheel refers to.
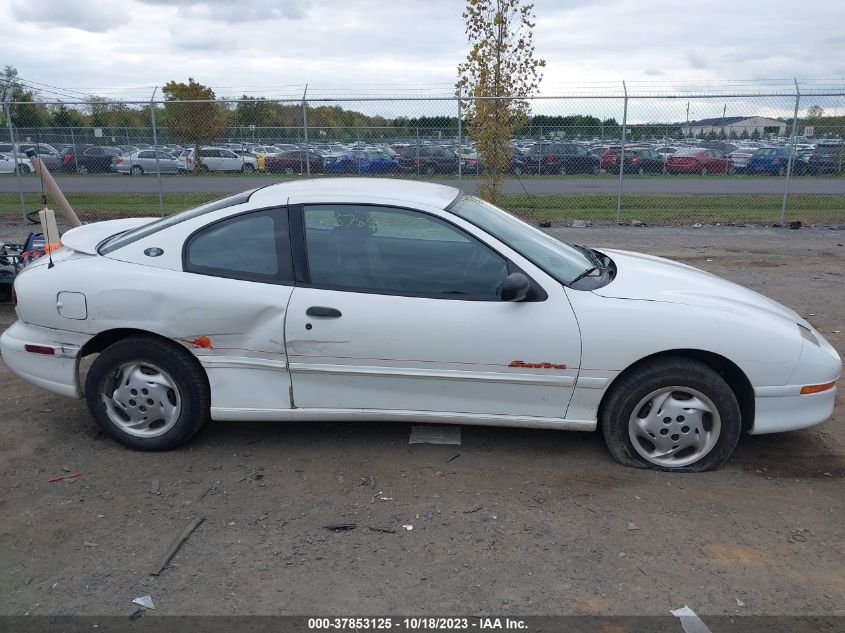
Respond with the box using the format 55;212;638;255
85;336;209;451
600;358;741;472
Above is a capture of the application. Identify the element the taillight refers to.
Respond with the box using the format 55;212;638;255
632;156;641;165
469;159;477;165
546;153;554;163
187;156;193;164
63;154;72;163
413;157;420;165
116;158;123;164
25;344;55;355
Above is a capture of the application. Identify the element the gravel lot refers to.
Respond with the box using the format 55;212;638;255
0;225;843;617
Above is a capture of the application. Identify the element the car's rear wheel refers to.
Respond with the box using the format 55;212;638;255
130;165;143;176
17;164;29;175
600;358;741;472
700;166;708;176
85;336;209;451
424;163;437;176
242;163;255;173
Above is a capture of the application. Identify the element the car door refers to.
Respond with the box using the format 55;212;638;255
199;149;219;170
219;149;242;171
135;150;154;171
284;203;581;419
181;206;297;413
155;151;176;173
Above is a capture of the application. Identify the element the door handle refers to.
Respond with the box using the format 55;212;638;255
306;306;342;318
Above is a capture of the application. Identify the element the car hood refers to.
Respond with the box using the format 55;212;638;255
595;249;804;324
61;217;158;255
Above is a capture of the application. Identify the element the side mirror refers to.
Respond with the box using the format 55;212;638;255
501;272;530;302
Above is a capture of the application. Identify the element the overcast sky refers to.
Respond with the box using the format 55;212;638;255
3;0;845;120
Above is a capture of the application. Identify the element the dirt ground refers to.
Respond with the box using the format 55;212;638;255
0;225;843;618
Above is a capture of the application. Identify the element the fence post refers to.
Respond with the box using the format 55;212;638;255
2;90;27;219
780;79;800;226
69;125;77;172
149;87;165;216
616;81;628;224
456;90;462;189
302;85;310;177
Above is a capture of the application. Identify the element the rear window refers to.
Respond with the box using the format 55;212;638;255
99;189;259;254
814;145;843;156
674;149;703;157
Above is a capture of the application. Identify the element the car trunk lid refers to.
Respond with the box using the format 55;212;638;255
60;218;158;255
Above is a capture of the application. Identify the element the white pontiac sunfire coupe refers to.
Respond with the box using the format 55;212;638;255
0;179;839;471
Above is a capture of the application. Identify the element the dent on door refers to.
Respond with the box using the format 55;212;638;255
87;267;295;414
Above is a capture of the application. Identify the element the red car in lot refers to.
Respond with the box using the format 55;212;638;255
666;149;730;175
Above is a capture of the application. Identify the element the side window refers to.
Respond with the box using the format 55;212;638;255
185;209;292;283
303;205;509;299
138;151;154;159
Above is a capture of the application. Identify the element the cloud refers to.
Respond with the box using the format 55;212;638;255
134;0;310;22
9;0;129;32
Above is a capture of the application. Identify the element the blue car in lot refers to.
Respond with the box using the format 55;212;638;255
746;147;801;175
324;150;398;174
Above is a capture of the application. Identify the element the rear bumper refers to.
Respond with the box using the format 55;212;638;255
0;321;91;399
750;383;838;434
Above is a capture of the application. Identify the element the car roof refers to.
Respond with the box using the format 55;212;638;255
249;178;461;209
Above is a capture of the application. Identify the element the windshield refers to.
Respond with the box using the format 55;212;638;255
448;195;593;284
99;189;257;254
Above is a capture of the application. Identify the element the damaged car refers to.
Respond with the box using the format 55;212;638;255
0;179;839;471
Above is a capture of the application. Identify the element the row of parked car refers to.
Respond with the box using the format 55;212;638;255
1;138;843;177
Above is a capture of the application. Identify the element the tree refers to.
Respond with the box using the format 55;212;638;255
161;78;230;170
1;65;48;128
457;0;544;203
806;105;824;120
750;128;760;140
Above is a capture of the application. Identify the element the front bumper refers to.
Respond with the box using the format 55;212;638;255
750;383;838;434
0;321;91;398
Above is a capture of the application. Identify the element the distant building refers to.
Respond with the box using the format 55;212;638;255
681;116;787;137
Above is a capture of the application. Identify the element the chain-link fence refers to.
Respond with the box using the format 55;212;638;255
1;85;844;228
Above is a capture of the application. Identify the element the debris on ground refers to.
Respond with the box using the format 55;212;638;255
402;524;414;531
49;472;81;483
627;522;640;530
735;598;745;607
129;609;144;621
368;526;396;534
131;595;155;610
323;523;357;532
537;220;552;228
408;425;461;445
571;219;591;228
446;454;461;463
463;506;483;514
150;479;161;495
671;606;712;633
150;516;205;576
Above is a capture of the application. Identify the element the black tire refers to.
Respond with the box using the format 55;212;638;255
424;163;437;176
130;165;143;176
17;164;29;175
85;336;210;451
599;357;741;472
242;163;255;173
